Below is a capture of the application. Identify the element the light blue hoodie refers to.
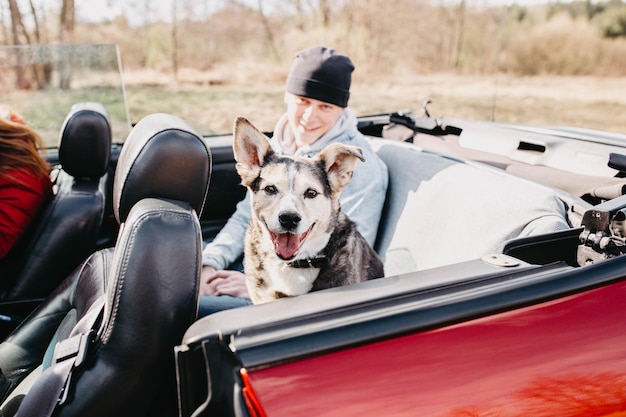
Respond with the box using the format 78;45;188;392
201;108;388;270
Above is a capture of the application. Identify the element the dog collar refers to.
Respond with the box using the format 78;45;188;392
287;256;329;268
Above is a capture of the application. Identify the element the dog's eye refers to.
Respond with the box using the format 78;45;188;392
264;185;278;195
304;188;318;199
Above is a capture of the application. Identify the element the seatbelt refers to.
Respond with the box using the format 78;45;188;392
14;296;105;417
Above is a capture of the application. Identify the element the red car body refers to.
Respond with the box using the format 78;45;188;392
178;231;626;417
245;279;626;417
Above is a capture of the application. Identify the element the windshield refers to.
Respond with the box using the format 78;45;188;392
0;44;131;147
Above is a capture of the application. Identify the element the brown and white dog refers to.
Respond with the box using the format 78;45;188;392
233;116;384;303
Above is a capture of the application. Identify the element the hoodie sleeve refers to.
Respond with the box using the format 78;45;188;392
201;192;250;270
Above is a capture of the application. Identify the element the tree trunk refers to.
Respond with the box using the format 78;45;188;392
291;0;306;30
28;0;49;89
28;0;41;43
319;0;331;28
1;1;9;43
257;0;281;62
59;0;74;43
172;0;179;83
7;0;28;89
452;0;465;69
59;0;75;89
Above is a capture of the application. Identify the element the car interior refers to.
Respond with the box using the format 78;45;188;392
0;112;210;417
2;101;626;415
0;102;112;324
371;138;573;276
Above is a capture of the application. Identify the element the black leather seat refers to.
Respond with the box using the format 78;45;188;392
0;102;112;320
0;113;211;417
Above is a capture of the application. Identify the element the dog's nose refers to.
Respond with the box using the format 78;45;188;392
279;211;301;231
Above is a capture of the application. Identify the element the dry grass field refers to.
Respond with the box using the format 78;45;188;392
123;70;626;137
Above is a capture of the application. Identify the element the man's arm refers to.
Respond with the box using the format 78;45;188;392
201;192;251;270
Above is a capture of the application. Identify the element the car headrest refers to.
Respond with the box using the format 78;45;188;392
113;113;211;224
58;102;112;180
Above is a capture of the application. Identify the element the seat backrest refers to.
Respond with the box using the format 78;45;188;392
372;139;572;276
0;102;112;303
0;113;211;417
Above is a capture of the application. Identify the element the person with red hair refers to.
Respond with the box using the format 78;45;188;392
0;108;53;261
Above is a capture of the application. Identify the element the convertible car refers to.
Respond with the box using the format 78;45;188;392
2;44;626;417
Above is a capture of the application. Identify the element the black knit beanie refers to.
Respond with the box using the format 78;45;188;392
285;46;354;108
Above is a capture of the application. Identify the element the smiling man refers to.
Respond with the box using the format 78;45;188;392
284;94;346;148
281;45;353;148
198;45;388;315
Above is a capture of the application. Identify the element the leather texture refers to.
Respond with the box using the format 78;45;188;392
58;102;112;180
0;113;211;417
113;113;211;224
0;249;112;400
0;103;112;302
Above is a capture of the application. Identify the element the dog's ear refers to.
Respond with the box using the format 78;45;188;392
233;116;273;186
317;143;364;194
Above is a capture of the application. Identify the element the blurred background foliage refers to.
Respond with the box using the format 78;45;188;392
3;0;626;138
3;0;626;81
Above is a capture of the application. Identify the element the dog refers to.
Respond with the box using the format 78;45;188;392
233;116;384;303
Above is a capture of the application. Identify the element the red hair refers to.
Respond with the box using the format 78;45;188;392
0;118;50;181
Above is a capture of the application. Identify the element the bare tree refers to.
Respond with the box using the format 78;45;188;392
257;0;280;62
28;0;41;43
172;0;179;82
452;0;465;69
59;0;74;43
27;0;52;89
59;0;75;89
8;0;32;45
319;0;331;27
291;0;307;30
7;0;28;88
0;1;9;43
7;0;20;45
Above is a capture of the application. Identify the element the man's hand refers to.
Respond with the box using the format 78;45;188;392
200;266;251;299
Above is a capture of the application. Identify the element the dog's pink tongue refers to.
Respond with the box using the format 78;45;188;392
274;232;300;259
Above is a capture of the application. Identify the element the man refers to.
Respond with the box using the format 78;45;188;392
199;45;388;315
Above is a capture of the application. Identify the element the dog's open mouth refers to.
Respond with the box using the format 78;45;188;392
270;224;314;260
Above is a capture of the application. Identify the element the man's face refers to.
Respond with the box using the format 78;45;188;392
285;93;345;148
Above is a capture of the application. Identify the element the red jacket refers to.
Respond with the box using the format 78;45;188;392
0;169;53;259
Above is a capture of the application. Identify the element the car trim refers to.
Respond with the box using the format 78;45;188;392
181;255;626;369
